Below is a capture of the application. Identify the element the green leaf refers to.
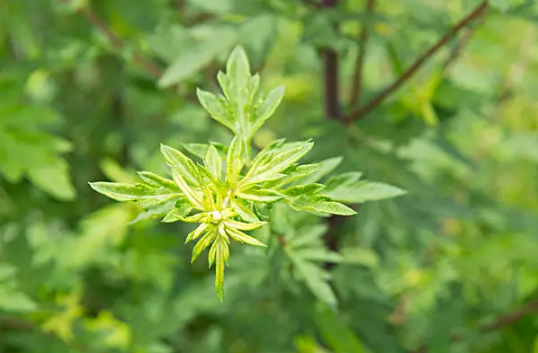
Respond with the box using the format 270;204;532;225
204;144;222;180
191;229;217;263
293;258;336;308
314;304;366;353
231;199;259;222
170;169;204;209
0;288;37;313
340;247;379;268
137;171;180;191
251;85;285;135
299;156;343;184
489;0;510;12
313;201;356;216
160;144;200;186
282;184;325;197
162;201;193;223
158;29;236;88
325;182;406;203
226;136;245;186
186;223;209;243
223;46;251;105
215;239;229;302
197;89;236;133
89;182;155;202
224;219;267;231
237;187;283;203
226;227;267;247
296;248;344;263
27;161;76;201
243;140;314;186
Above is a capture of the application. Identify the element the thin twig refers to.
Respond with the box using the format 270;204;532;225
349;0;489;122
411;298;538;352
64;1;163;79
348;0;375;110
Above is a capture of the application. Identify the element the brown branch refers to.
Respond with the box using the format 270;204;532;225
321;0;344;120
64;1;163;79
349;0;489;122
348;0;375;111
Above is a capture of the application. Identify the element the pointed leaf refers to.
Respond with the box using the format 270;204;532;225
231;199;259;223
137;171;180;191
160;144;200;186
89;182;154;202
171;169;204;209
300;156;343;184
205;144;222;180
162;201;193;223
313;201;357;216
282;184;325;197
237;187;283;203
186;223;209;243
224;219;267;231
226;227;267;247
215;239;228;302
196;89;236;132
251;85;285;135
191;229;217;262
226;136;244;186
325;182;407;203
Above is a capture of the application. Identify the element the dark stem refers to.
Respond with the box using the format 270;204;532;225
349;0;489;122
348;0;375;111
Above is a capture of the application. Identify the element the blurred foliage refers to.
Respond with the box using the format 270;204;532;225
1;0;538;352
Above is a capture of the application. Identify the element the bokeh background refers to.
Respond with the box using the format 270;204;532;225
1;0;538;352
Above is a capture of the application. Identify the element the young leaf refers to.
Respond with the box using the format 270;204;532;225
325;182;407;204
299;156;343;185
186;223;209;243
191;229;217;263
137;171;180;191
196;89;236;133
160;144;200;186
171;169;204;209
162;201;193;223
237;187;283;203
282;184;325;197
242;140;314;186
89;182;155;202
215;239;229;302
312;201;357;216
251;85;285;135
224;219;267;231
226;227;267;247
231;199;259;223
226;136;245;186
205;145;222;180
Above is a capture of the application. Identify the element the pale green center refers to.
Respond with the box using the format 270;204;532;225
210;210;223;222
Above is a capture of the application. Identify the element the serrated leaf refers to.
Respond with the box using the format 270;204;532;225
231;199;259;222
326;182;406;203
215;239;229;302
299;156;343;184
161;144;200;186
205;144;222;180
226;227;267;247
128;199;176;225
282;183;325;197
162;201;193;223
89;182;154;202
251;85;285;135
296;248;344;263
186;223;209;243
237;187;283;203
293;258;337;308
224;219;267;231
191;229;217;263
325;172;363;189
243;140;314;186
171;169;204;209
197;89;236;133
137;171;180;191
313;201;356;216
226;136;245;186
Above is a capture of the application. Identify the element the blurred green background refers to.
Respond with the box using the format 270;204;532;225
1;0;538;352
